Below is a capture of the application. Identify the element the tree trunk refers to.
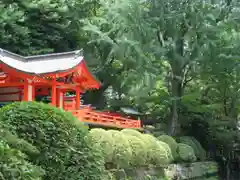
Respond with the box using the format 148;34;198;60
168;38;184;136
168;74;183;135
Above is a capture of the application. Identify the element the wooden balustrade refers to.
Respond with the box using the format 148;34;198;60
64;101;75;110
68;108;141;129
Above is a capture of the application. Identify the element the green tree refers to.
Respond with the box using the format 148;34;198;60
82;0;240;135
0;0;96;55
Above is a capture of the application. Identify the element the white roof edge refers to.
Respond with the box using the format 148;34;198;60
0;48;83;61
0;48;84;74
26;49;83;60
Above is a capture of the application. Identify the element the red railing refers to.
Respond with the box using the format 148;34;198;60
64;101;76;110
68;108;141;129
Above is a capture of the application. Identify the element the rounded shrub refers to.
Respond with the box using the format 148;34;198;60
158;135;178;160
124;133;147;166
86;128;114;163
108;130;120;136
177;136;206;160
108;130;132;168
0;127;39;156
0;102;105;180
190;137;206;160
121;129;142;138
177;143;197;162
0;140;44;180
141;134;171;165
158;140;173;162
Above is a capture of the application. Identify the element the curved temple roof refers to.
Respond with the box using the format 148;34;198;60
0;48;84;74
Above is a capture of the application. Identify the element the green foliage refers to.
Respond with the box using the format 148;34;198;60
0;0;77;55
2;0;240;178
0;140;44;180
157;140;174;162
177;136;206;161
86;129;178;168
0;127;39;156
158;135;178;160
124;134;147;166
141;134;171;165
121;129;142;138
0;102;105;180
177;143;197;162
103;171;116;180
86;128;114;163
109;130;132;168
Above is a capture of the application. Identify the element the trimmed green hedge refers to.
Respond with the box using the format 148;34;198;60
158;140;173;162
87;129;174;168
177;136;206;160
177;143;197;162
86;128;114;163
142;134;172;165
158;135;178;160
121;129;142;138
0;102;105;180
109;130;132;168
125;133;147;166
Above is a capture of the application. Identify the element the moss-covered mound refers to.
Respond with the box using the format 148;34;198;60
0;102;105;180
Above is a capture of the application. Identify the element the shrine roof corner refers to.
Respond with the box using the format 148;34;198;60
0;48;84;74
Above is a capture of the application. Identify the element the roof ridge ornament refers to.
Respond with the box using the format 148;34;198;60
74;49;83;58
0;48;3;57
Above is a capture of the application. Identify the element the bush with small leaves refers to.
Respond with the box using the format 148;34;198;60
158;140;173;162
103;171;116;180
0;140;44;180
141;134;171;165
177;143;197;162
0;127;39;156
108;130;132;168
124;133;147;166
121;129;142;138
177;136;206;160
108;130;120;136
86;128;114;163
190;137;206;160
0;102;105;180
158;135;178;160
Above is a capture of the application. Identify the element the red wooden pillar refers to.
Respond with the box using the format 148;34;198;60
75;86;81;109
23;80;34;101
51;77;57;106
62;91;65;109
59;90;64;109
51;85;57;106
56;88;60;107
32;85;35;101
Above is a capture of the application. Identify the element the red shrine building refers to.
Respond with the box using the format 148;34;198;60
0;48;141;129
